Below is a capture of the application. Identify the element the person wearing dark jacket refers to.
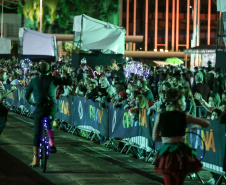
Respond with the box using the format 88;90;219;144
138;78;154;102
85;82;98;101
213;68;225;95
192;72;210;117
25;61;72;167
113;63;126;84
105;70;113;85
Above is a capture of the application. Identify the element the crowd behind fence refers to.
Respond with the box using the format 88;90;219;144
4;84;226;176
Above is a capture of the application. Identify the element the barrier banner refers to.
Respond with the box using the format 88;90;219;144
4;85;12;105
17;86;26;106
108;103;152;140
4;84;19;107
196;120;226;173
57;96;73;125
72;97;85;126
22;92;35;113
73;97;109;137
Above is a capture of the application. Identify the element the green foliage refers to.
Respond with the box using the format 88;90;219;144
51;0;119;34
20;0;119;33
22;0;58;31
62;42;76;56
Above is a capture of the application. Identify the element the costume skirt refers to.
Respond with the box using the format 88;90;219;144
154;142;202;175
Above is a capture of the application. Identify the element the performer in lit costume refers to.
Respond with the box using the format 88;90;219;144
153;88;210;185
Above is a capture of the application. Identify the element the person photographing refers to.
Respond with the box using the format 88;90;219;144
0;69;17;135
25;61;72;167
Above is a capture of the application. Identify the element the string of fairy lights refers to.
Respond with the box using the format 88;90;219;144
124;60;149;78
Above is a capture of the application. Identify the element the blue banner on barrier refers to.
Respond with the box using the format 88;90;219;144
72;97;109;137
72;96;83;126
17;86;26;106
196;120;225;172
57;96;73;125
108;103;152;142
4;85;23;107
4;85;12;105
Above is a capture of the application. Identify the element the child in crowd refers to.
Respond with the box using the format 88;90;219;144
111;59;118;71
114;91;127;108
124;90;140;110
128;94;148;120
75;79;86;96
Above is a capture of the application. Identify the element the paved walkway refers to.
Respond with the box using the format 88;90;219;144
0;112;212;185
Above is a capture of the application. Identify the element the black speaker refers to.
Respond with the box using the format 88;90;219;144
216;51;226;70
0;54;11;60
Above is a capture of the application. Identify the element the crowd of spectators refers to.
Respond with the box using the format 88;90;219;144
1;57;226;121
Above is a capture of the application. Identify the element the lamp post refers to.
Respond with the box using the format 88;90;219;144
1;0;3;38
39;0;42;32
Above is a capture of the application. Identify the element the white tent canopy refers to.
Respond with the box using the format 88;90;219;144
73;14;126;55
19;28;57;56
0;38;11;54
217;0;226;12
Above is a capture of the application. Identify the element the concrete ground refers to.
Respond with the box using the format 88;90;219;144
0;111;214;185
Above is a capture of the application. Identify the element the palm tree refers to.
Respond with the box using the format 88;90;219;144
52;0;119;34
23;0;58;31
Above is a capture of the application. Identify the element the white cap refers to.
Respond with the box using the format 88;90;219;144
81;58;87;64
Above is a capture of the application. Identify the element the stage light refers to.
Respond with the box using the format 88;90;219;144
165;50;168;52
160;49;163;52
154;49;157;52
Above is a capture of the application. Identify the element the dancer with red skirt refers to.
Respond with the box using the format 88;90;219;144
152;88;210;185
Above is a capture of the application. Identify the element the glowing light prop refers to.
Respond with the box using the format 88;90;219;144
20;58;32;86
124;60;149;78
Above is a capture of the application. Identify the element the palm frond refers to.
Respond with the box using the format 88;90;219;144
45;0;58;23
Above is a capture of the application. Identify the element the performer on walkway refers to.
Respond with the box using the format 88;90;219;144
0;69;17;135
152;88;210;185
25;61;72;167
